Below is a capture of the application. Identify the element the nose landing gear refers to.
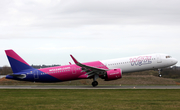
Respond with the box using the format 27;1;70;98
158;69;162;77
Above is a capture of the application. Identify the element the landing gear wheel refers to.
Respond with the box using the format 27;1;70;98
158;69;162;77
92;81;98;87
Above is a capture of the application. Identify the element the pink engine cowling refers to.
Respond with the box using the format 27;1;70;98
105;69;122;81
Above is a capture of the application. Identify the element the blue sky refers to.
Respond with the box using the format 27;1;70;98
0;0;180;66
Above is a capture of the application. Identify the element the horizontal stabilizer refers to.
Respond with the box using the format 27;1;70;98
6;74;26;79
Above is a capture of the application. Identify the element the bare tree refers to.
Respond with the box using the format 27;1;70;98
1;66;13;75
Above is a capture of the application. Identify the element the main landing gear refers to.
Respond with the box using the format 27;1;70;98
92;74;99;87
158;69;162;77
92;81;98;87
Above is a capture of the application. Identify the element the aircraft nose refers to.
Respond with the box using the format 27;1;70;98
174;59;178;64
172;58;178;65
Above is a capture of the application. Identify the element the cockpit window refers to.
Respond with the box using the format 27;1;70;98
166;56;172;58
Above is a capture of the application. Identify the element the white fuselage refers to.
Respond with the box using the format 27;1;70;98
101;53;178;73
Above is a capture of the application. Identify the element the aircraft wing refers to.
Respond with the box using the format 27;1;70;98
70;55;109;77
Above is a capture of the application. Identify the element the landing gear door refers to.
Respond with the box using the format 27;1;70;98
157;54;162;63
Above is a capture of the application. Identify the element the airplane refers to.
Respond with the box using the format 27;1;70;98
5;49;178;87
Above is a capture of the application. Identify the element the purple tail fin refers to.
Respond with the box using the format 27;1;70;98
5;49;34;73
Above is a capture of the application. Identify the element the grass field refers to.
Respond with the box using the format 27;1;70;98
0;89;180;110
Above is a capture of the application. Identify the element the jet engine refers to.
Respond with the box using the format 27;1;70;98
103;69;122;81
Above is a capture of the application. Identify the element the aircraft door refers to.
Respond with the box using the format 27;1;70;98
157;54;162;63
34;70;39;79
71;67;76;74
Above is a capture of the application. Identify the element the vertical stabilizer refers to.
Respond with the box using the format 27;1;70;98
5;49;34;73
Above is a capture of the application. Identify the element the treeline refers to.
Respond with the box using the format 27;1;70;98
161;68;180;78
0;66;13;75
117;67;180;79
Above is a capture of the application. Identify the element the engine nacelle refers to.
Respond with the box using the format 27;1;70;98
105;69;122;81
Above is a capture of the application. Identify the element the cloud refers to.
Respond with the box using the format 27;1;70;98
0;0;180;39
1;0;180;29
36;0;180;26
0;0;180;66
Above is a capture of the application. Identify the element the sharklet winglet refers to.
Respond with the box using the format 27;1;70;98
70;55;79;64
